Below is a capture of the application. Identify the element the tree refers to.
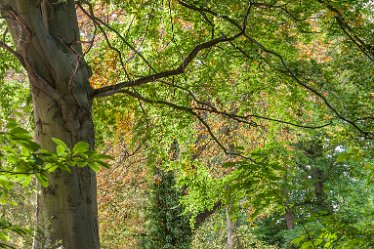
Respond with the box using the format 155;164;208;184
1;1;99;248
141;140;191;249
0;0;372;248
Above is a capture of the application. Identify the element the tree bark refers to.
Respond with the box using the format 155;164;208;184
285;208;295;230
303;140;325;205
226;208;234;249
1;1;99;248
31;90;98;249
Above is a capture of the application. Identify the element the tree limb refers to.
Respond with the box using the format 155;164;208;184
114;89;256;161
317;0;374;61
92;34;242;97
178;1;371;137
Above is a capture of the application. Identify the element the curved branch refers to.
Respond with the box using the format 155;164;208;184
92;33;242;97
157;80;333;129
244;35;369;136
251;2;316;33
317;0;374;61
116;89;255;161
178;1;371;137
76;2;131;79
77;1;156;73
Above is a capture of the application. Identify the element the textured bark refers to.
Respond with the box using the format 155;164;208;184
31;89;98;249
1;1;99;248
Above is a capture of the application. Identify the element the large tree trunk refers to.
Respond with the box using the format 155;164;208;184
1;1;99;248
32;91;98;249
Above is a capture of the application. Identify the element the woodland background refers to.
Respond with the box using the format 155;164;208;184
0;0;373;248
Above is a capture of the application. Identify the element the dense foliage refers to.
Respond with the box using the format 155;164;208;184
0;0;373;248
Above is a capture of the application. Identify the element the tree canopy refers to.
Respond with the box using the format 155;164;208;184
0;0;373;248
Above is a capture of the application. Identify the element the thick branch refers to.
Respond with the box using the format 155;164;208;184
92;34;242;97
195;201;222;226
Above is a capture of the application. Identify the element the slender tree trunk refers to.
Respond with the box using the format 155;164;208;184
303;140;325;205
285;208;295;230
2;1;99;248
283;169;295;230
226;208;234;249
312;168;324;204
222;115;237;249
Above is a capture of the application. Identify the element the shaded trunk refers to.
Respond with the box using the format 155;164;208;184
31;87;98;249
282;169;295;230
303;140;325;205
226;208;234;249
312;168;324;204
2;1;99;248
285;208;295;230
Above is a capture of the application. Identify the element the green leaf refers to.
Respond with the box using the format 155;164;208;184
96;160;110;169
73;141;90;155
21;176;32;187
56;145;66;155
94;154;114;160
35;173;48;188
20;140;40;151
58;163;71;173
76;161;88;167
20;146;30;156
52;138;70;152
0;175;12;189
8;127;28;136
336;152;350;162
5;120;18;129
11;133;32;140
7;154;18;163
46;163;58;173
88;162;100;173
2;145;15;154
222;162;238;167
